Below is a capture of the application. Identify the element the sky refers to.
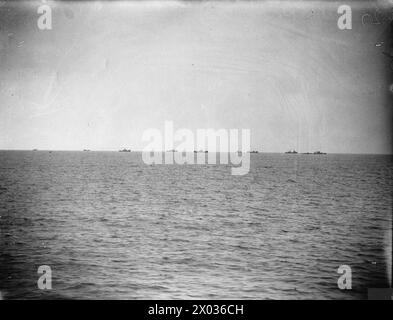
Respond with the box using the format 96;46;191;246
0;0;392;153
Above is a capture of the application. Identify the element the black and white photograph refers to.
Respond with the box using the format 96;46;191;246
0;0;392;304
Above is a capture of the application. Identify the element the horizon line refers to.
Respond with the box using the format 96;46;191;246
0;149;392;156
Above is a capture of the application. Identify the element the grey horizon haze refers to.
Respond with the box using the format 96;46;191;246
0;0;392;154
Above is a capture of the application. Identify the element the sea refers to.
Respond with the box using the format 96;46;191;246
0;151;392;299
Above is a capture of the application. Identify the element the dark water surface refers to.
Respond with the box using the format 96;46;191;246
0;151;391;299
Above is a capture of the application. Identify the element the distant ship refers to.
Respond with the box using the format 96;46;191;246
285;150;298;154
301;151;327;155
32;149;38;151
119;149;131;152
83;149;90;152
248;150;259;153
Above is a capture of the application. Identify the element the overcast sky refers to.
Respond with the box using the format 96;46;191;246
0;1;391;153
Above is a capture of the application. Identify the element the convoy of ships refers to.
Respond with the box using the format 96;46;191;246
285;150;327;154
33;149;326;154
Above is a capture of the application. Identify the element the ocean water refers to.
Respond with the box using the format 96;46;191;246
0;151;391;299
